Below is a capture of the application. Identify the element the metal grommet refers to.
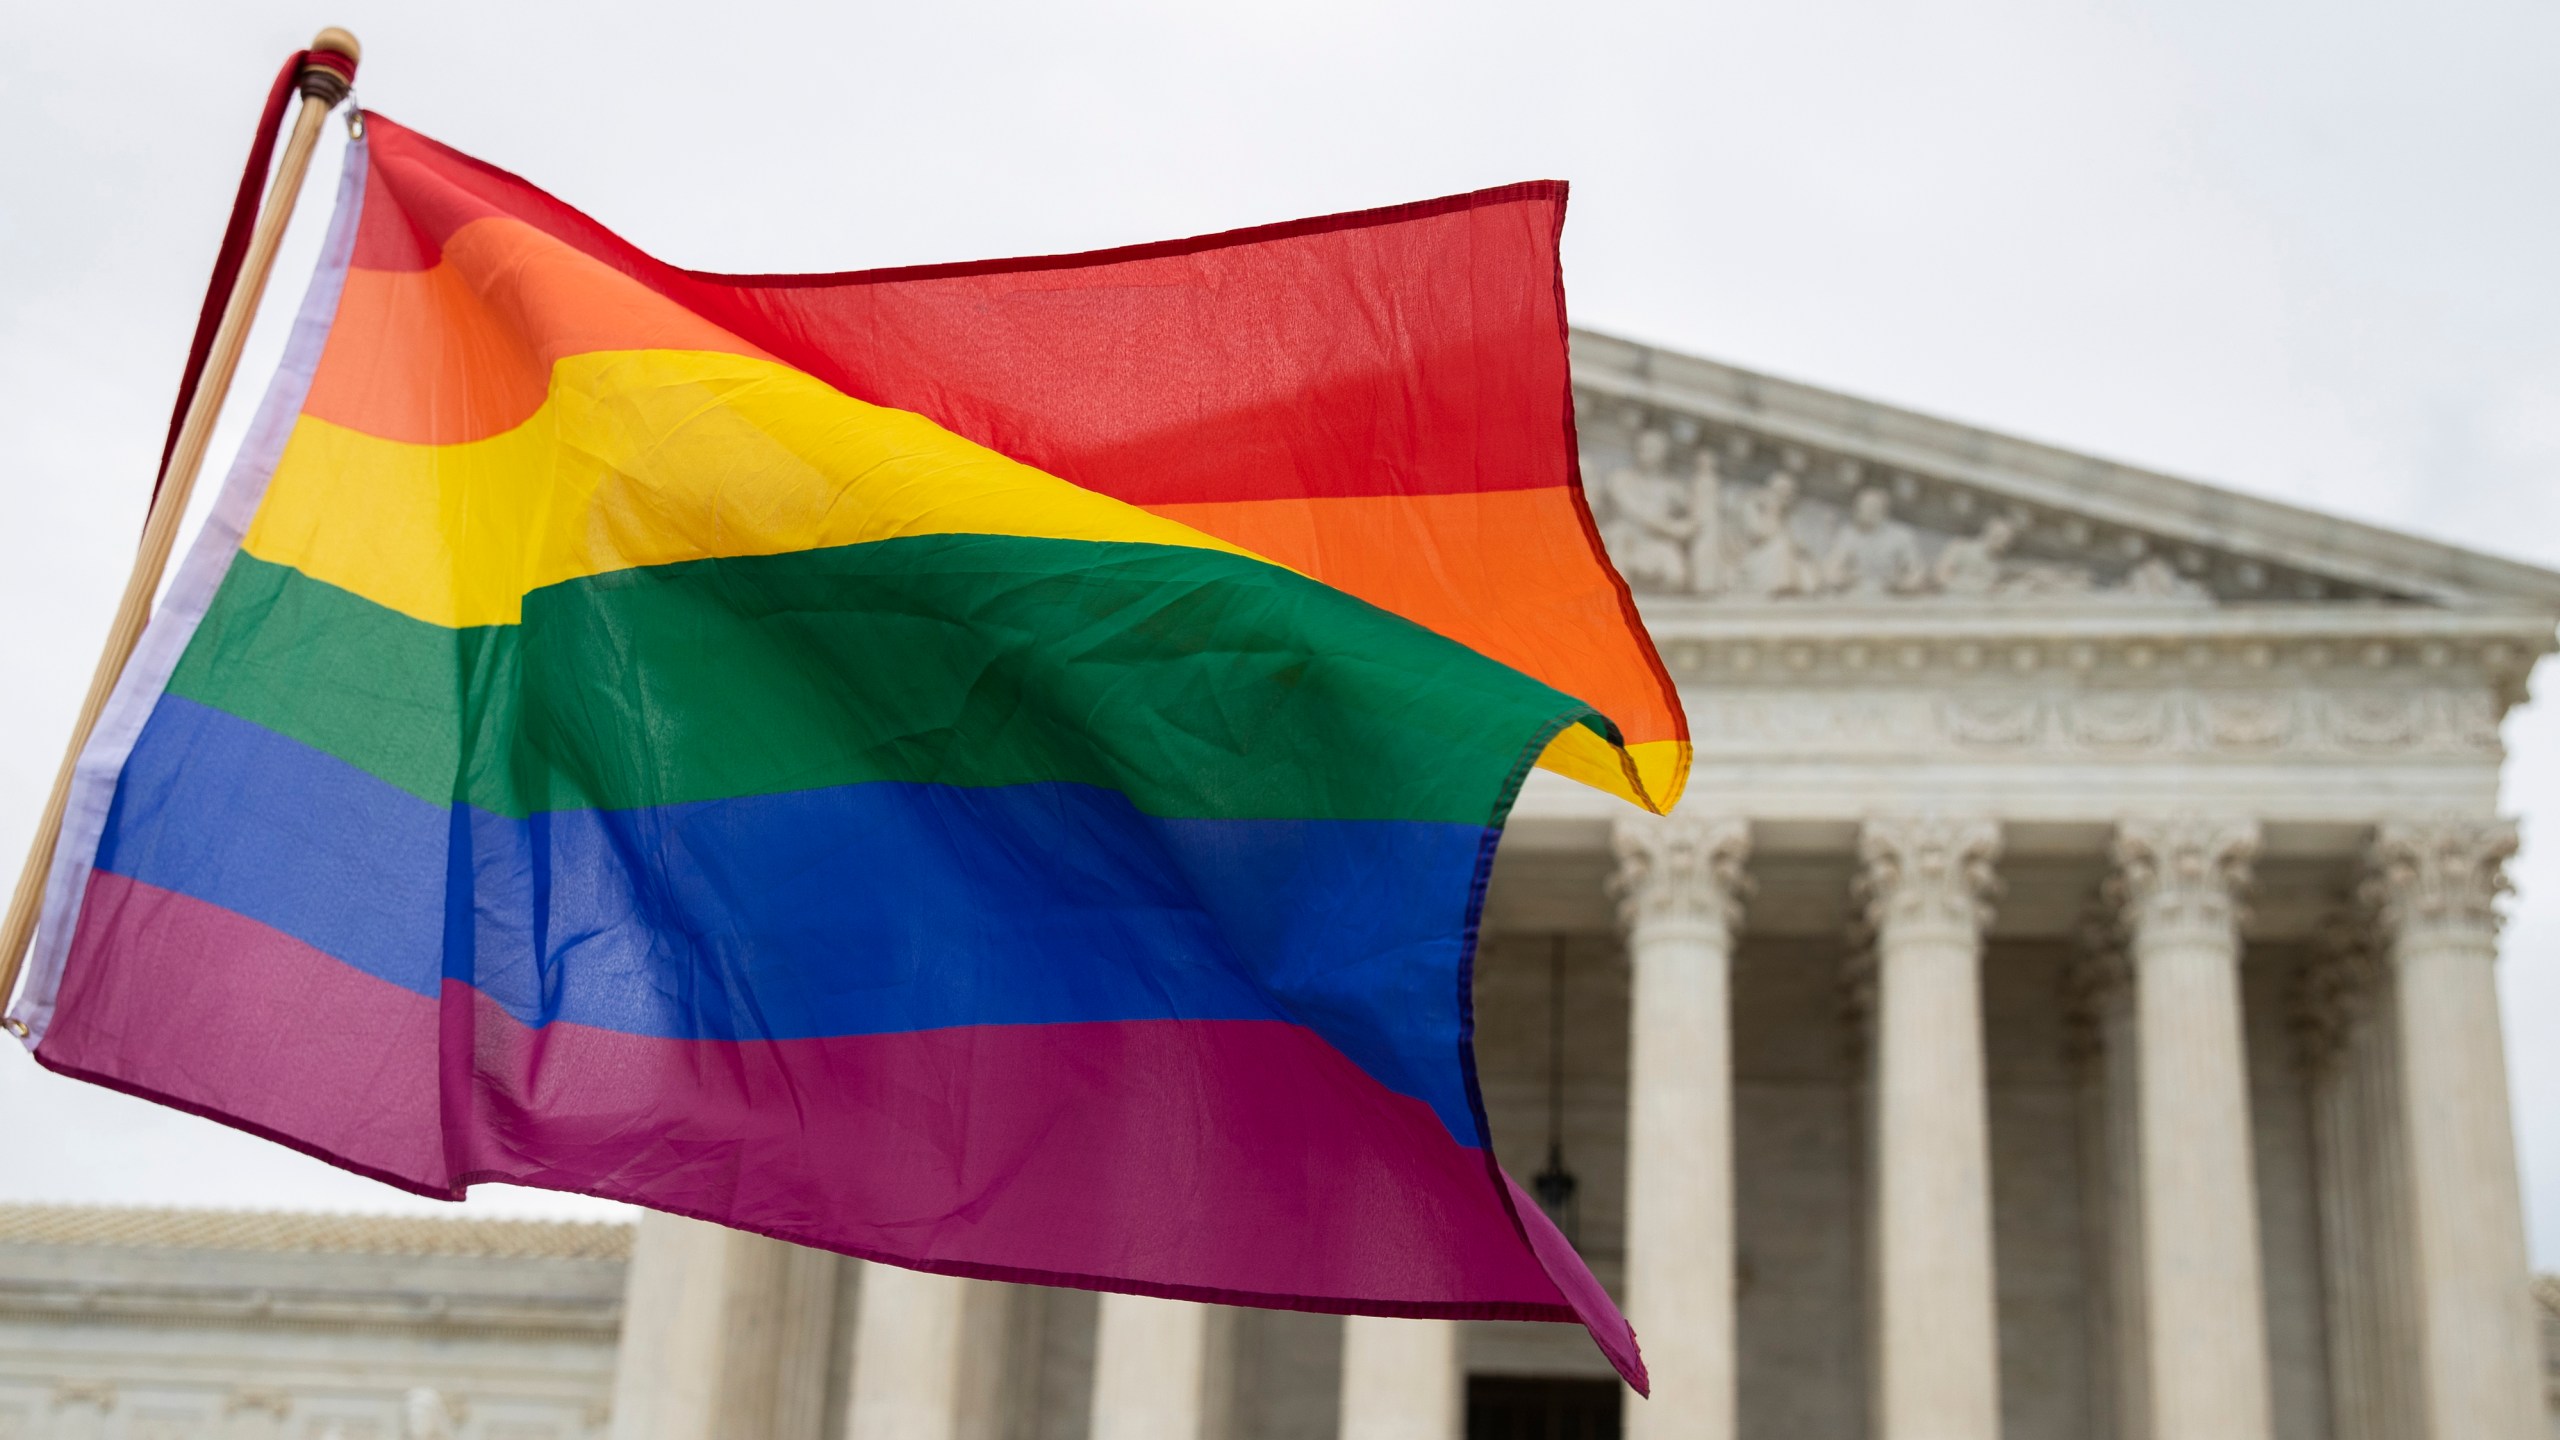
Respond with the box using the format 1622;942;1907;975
2;1016;29;1039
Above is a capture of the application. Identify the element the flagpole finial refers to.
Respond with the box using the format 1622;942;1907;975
300;28;361;106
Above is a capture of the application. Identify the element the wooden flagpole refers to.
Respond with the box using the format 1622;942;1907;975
0;30;362;1029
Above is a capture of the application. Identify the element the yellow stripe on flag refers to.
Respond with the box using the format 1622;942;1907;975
244;349;1260;628
1535;730;1688;815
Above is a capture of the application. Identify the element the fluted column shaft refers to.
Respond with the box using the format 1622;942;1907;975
2112;816;2273;1440
2296;932;2422;1440
1611;814;1751;1440
845;1265;1008;1440
1339;1316;1462;1440
1090;1294;1228;1440
2369;818;2542;1440
2100;977;2148;1440
2353;977;2421;1438
2064;932;2142;1440
609;1214;839;1440
1858;815;2003;1440
2298;950;2379;1440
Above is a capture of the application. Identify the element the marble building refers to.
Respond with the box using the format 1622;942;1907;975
612;330;2560;1440
8;329;2560;1439
0;1204;629;1437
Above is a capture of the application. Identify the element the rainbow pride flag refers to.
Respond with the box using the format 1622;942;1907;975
9;117;1684;1384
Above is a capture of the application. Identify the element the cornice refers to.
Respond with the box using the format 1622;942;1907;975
0;1279;621;1337
1639;597;2557;648
1647;614;2530;697
0;1205;631;1262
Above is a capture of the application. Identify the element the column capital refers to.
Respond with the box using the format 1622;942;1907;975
2117;815;2281;1438
1613;817;1744;1437
2110;814;2260;952
1854;813;2001;943
1857;811;2006;1437
2364;816;2518;946
2060;906;2132;1071
1610;813;1751;940
2289;924;2383;1079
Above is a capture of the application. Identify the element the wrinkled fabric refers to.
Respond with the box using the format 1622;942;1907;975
15;118;1685;1388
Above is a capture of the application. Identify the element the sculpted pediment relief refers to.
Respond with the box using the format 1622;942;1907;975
1577;396;2410;608
1587;416;2250;605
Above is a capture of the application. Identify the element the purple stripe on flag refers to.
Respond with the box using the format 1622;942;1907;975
40;867;444;1185
90;694;1492;1142
41;870;1637;1361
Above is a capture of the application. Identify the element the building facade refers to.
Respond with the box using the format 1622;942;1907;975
7;331;2560;1439
0;1205;627;1438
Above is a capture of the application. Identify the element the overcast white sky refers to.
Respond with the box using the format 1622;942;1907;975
4;0;2558;1251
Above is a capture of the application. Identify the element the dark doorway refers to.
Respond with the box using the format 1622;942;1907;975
1465;1375;1622;1440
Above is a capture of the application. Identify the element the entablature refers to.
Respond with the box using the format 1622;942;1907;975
1641;596;2551;706
1509;330;2560;941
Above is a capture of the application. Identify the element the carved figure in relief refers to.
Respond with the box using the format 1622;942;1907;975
1933;515;2015;596
2002;562;2095;596
2121;555;2207;600
1588;421;2254;605
1732;471;1814;598
1934;514;2098;598
1687;450;1727;594
1598;429;1695;591
1821;487;1925;596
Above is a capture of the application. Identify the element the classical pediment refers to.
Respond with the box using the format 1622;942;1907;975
1571;330;2560;616
1586;429;2215;606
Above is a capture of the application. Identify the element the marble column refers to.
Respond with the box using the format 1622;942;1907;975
2112;816;2273;1440
2296;925;2424;1440
1609;813;1750;1440
1089;1293;1231;1440
609;1213;840;1440
1856;815;2004;1440
2350;966;2421;1440
844;1265;1010;1440
1338;1316;1462;1440
2063;922;2140;1440
2367;817;2542;1440
2295;940;2380;1440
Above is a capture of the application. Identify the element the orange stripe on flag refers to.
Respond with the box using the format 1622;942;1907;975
305;216;769;445
1147;489;1681;751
